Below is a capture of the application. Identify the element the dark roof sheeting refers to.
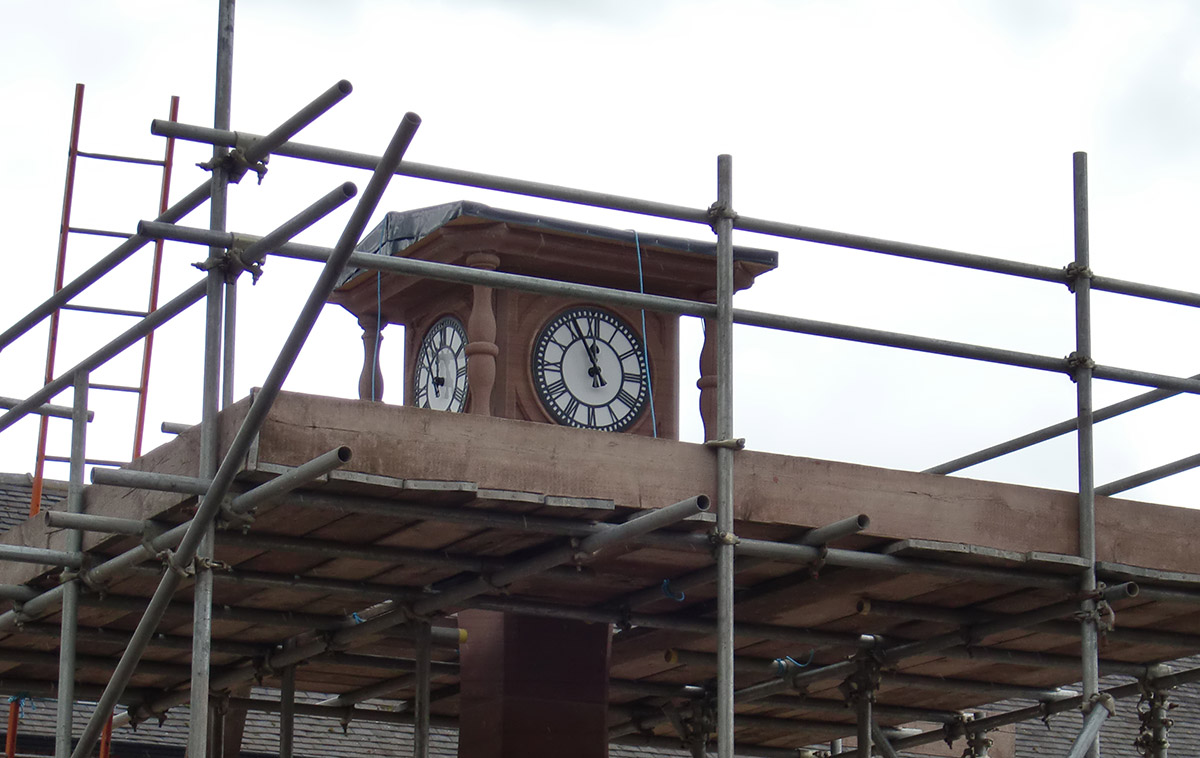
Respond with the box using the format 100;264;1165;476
344;200;778;285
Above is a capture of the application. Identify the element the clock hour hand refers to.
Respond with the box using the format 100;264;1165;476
431;356;444;397
578;325;606;388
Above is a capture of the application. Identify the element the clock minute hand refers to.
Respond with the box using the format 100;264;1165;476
584;338;606;388
431;355;444;397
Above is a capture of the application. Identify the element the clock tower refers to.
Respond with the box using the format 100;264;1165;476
331;201;777;440
330;202;775;758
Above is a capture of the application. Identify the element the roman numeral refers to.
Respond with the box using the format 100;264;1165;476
562;396;581;421
622;371;641;384
453;386;467;405
615;388;639;409
565;318;585;341
544;379;568;399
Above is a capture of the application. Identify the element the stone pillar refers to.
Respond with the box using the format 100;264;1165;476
357;312;384;401
698;267;754;441
458;610;611;758
697;289;718;441
465;252;500;415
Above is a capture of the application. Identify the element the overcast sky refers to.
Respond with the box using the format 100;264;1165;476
3;0;1200;508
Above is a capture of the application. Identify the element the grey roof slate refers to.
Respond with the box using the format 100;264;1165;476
1014;655;1200;757
0;473;65;533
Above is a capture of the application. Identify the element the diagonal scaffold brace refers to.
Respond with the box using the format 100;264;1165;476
67;110;422;758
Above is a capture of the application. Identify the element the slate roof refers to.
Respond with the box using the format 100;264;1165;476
0;473;65;532
1013;656;1200;756
1;689;687;758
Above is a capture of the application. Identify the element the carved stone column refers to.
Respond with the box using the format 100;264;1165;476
697;289;718;441
697;265;754;441
465;252;500;415
357;312;385;401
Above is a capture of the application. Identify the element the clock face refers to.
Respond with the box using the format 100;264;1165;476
414;316;468;412
531;306;649;432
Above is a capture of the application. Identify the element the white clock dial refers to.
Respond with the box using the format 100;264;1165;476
414;316;468;412
531;306;649;432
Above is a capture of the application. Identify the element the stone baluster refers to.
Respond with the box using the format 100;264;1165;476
465;252;500;415
697;289;718;441
357;312;385;401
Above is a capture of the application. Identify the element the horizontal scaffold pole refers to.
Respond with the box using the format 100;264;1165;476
140;221;1200;400
152;119;1200;312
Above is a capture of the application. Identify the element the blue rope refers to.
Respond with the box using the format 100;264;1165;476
7;693;33;718
661;579;685;602
633;230;657;438
352;611;365;624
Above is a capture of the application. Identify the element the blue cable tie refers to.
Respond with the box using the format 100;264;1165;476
786;650;814;668
661;579;685;602
352;612;365;624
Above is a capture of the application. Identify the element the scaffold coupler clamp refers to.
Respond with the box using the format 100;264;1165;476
254;655;278;684
839;654;881;707
196;132;269;185
1074;590;1116;642
940;714;970;750
1084;691;1116;718
227;233;265;284
707;528;740;559
706;200;738;234
161;549;193;579
705;437;746;451
808;544;828;579
195;555;232;572
1134;679;1173;757
1063;262;1093;293
191;235;264;287
1065;351;1095;382
962;717;993;758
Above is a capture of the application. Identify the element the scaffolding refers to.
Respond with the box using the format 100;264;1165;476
2;3;1200;758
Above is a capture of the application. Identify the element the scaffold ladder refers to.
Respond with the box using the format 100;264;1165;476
29;84;179;515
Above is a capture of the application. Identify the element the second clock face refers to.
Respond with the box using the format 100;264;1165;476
531;306;649;432
414;316;468;412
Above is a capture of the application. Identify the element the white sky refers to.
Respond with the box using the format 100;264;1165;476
2;0;1200;507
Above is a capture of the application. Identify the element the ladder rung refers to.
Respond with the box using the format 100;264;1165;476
76;150;165;168
90;383;143;394
61;304;149;318
44;455;129;467
68;226;132;240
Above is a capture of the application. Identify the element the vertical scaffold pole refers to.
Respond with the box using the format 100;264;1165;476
54;370;88;758
192;3;235;758
218;4;237;409
279;661;295;758
414;621;432;758
713;154;737;758
1072;151;1100;758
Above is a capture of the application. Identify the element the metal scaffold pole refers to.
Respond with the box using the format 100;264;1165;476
713;154;737;758
54;370;87;758
1072;151;1101;758
191;3;235;757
